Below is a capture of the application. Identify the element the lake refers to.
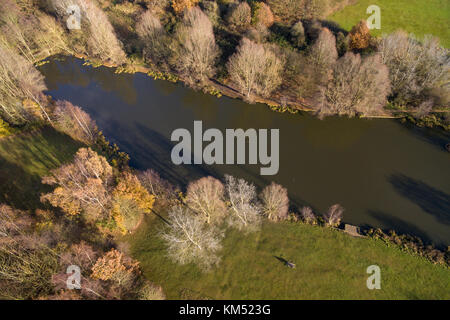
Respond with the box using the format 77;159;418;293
40;56;450;246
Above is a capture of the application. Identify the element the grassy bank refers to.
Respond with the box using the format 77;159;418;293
329;0;450;47
127;216;450;300
0;126;82;210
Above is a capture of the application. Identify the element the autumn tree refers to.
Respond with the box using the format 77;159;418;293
53;100;98;145
185;176;226;224
111;172;155;234
160;206;224;270
379;31;449;106
227;38;283;101
171;0;200;15
260;182;289;221
91;248;140;287
171;7;220;86
318;52;390;117
136;10;169;67
324;204;344;227
41;148;113;221
224;175;262;231
251;2;274;28
349;20;371;50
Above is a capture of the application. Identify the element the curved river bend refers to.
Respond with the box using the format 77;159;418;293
40;57;450;246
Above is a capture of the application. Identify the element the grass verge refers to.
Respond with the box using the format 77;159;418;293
329;0;450;48
128;216;450;299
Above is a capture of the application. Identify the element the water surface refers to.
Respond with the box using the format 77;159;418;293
40;57;450;246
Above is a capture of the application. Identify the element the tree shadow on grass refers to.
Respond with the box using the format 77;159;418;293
388;174;450;226
0;127;82;210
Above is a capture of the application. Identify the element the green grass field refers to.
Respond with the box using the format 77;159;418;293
127;217;450;300
0;127;82;210
329;0;450;48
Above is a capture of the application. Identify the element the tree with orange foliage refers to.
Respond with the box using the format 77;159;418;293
111;172;155;234
349;20;371;50
91;249;140;289
41;148;113;220
171;0;199;15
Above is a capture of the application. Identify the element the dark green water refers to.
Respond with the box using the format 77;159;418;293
40;57;450;246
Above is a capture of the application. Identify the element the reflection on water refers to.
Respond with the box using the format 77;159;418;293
40;56;450;246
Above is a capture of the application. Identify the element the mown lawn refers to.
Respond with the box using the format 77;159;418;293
0;126;82;210
128;217;450;300
328;0;450;47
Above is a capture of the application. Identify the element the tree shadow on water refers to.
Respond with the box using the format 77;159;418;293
388;174;450;226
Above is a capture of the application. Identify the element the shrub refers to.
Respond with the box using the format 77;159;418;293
349;20;371;50
323;204;344;227
291;21;306;48
260;182;289;221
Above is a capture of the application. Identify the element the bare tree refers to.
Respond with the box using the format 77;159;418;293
136;10;169;67
227;38;283;101
138;169;178;205
0;45;50;124
379;31;449;106
160;206;223;270
224;175;262;231
318;52;390;117
185;176;227;224
300;206;316;224
172;7;220;86
308;28;337;76
260;182;289;221
225;1;251;32
323;204;344;227
53;100;97;144
49;0;126;65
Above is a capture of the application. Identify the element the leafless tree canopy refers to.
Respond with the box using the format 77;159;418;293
0;45;49;124
49;0;126;65
379;31;449;106
224;175;262;232
138;169;178;205
160;206;223;270
324;204;344;227
171;7;220;86
260;182;289;221
185;176;226;224
308;28;338;76
318;52;391;117
136;10;169;67
227;38;284;101
53;100;98;145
